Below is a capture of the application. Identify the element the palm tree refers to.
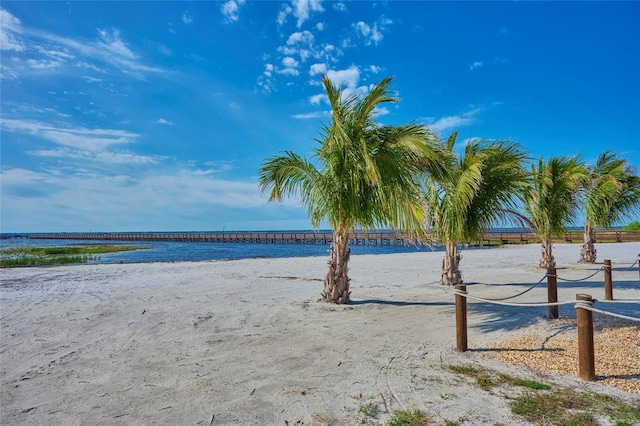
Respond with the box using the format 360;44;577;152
522;155;587;269
423;132;527;285
579;151;640;263
259;75;446;303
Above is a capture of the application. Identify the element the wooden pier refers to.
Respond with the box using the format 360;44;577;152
22;230;640;245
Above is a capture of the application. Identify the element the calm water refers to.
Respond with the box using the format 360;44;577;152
0;236;458;265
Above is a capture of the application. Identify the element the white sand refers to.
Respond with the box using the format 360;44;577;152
1;243;639;425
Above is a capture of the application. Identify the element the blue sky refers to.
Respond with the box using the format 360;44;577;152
1;1;639;233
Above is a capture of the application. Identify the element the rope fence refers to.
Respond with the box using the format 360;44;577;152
574;302;640;323
553;266;604;282
453;255;640;382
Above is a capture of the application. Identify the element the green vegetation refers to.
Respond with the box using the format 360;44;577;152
511;389;640;426
259;75;446;303
423;132;527;285
448;364;640;426
359;402;378;418
447;364;550;391
521;155;588;268
385;409;430;426
0;245;144;267
579;150;640;263
623;220;640;230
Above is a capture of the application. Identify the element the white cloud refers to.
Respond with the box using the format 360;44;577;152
0;8;24;51
182;12;193;25
353;21;384;46
287;30;314;46
425;108;482;134
2;20;164;79
278;56;300;75
333;2;347;12
316;22;324;31
28;148;163;165
277;5;293;26
374;106;390;117
263;63;274;77
97;28;137;59
282;56;299;68
309;94;325;105
156;118;173;125
1;167;267;231
470;61;483;70
221;0;246;23
292;112;324;119
369;65;381;73
326;66;360;91
292;0;324;28
1;118;139;151
309;63;327;75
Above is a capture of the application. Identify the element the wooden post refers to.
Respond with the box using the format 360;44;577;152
547;268;558;319
576;294;596;381
603;259;613;301
455;285;468;352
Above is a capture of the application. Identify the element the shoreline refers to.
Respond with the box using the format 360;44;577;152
1;243;638;425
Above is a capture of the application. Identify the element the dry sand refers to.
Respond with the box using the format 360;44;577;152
1;243;639;425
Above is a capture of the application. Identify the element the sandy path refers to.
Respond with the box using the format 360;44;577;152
1;243;638;425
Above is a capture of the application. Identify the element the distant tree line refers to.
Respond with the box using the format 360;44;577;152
259;76;640;303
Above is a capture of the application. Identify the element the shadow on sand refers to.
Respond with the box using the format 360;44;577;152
348;299;453;307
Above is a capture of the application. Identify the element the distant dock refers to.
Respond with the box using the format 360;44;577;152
20;230;640;245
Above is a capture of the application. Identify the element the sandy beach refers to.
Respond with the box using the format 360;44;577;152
1;243;639;425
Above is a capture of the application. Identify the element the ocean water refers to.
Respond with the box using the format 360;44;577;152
0;236;455;265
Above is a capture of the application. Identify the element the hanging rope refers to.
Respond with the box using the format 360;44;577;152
552;266;604;282
574;302;640;323
453;289;576;308
466;274;548;301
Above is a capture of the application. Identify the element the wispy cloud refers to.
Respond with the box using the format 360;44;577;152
470;61;483;70
333;2;347;12
424;107;483;134
0;8;25;51
292;112;325;119
0;8;163;80
1;167;267;231
1;119;139;151
182;12;193;25
293;0;324;28
156;118;173;125
221;0;246;23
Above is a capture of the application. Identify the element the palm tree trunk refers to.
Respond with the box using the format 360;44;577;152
539;238;556;269
579;224;597;263
441;239;462;285
322;229;351;304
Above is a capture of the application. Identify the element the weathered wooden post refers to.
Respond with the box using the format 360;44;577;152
547;267;558;319
603;259;613;301
576;294;596;381
455;285;468;352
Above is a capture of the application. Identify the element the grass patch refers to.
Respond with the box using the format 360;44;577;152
448;364;639;425
510;385;640;425
386;409;430;426
0;245;145;267
448;364;550;391
359;402;378;418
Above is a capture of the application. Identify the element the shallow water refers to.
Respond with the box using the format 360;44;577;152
0;236;456;265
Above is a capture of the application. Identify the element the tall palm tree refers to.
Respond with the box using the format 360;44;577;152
579;151;640;263
259;75;446;303
522;155;587;269
423;132;527;285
